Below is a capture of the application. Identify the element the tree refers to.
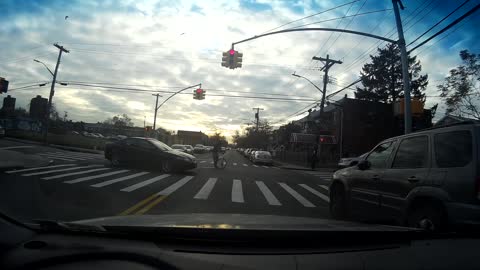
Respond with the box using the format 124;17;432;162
103;114;134;128
13;107;29;117
234;120;273;149
355;43;429;103
438;50;480;119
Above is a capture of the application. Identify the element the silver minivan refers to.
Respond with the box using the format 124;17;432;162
329;121;480;231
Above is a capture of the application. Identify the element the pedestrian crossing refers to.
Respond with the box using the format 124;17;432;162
195;160;280;169
5;164;331;208
37;151;104;162
302;171;334;181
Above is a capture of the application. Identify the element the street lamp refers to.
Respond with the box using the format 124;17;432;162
33;59;54;76
292;72;328;115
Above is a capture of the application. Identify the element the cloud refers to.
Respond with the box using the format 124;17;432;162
190;4;205;15
239;0;272;12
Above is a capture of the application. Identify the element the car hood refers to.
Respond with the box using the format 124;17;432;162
72;213;415;231
168;150;195;159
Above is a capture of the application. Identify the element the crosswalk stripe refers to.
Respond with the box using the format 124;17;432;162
156;176;194;195
22;165;101;176
253;165;259;167
299;184;329;202
194;178;217;199
200;161;206;163
255;181;281;206
5;164;75;174
91;172;149;188
64;170;130;184
232;179;244;203
42;168;110;180
233;163;237;166
318;185;329;191
46;152;100;158
37;155;77;161
121;174;170;192
262;166;269;168
242;164;248;167
279;183;315;207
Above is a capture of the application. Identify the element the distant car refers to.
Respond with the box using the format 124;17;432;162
116;135;127;140
171;144;187;153
338;153;368;168
71;131;80;135
251;150;272;165
194;144;206;153
93;133;104;138
0;125;5;138
249;149;258;161
105;137;196;173
182;145;194;154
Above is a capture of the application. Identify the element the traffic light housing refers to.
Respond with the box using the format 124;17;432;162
221;49;243;69
193;88;205;100
221;51;232;69
233;51;243;68
0;77;9;93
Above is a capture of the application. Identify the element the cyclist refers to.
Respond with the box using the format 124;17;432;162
212;140;221;168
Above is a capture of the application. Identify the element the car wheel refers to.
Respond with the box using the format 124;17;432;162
110;152;120;167
407;202;446;231
161;160;173;173
329;183;348;219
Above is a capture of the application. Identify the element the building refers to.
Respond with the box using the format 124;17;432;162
176;130;208;146
29;95;48;119
0;95;16;117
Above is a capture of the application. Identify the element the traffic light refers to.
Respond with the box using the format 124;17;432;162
232;51;243;69
0;77;9;93
318;135;336;144
221;51;232;69
221;49;243;69
193;88;205;100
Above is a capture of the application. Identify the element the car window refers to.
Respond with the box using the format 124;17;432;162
128;139;154;149
392;136;429;169
366;141;395;169
434;130;472;168
150;140;173;151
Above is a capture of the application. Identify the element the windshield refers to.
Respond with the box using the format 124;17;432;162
1;0;479;237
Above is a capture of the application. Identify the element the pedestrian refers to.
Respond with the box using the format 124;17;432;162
311;144;318;170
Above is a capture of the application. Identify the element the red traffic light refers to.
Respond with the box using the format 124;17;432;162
229;49;235;56
196;88;203;94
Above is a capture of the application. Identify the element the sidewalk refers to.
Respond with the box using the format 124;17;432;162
0;149;52;171
273;159;337;172
4;137;103;155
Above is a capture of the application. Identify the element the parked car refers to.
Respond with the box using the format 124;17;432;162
194;144;206;153
251;150;273;165
105;137;196;173
0;124;5;138
70;131;80;136
93;133;104;138
329;122;480;231
244;148;251;157
171;144;187;153
338;153;368;168
249;149;258;161
183;145;194;154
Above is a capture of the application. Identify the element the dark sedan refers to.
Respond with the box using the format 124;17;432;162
105;137;196;173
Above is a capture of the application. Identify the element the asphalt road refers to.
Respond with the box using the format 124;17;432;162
0;139;334;223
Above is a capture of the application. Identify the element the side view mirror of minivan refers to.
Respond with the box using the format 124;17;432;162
357;160;370;170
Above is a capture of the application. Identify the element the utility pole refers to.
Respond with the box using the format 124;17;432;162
152;93;162;132
252;107;264;131
312;54;342;114
44;43;69;144
392;0;412;134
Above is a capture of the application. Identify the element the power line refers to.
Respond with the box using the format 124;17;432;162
408;2;480;53
260;0;360;34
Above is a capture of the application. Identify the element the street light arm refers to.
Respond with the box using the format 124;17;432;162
156;83;202;110
292;74;323;94
34;59;54;77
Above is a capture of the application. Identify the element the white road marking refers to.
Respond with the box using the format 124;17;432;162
262;166;269;168
121;174;170;192
210;161;214;164
22;165;101;176
255;181;281;206
232;179;244;203
194;178;217;199
318;185;329;191
242;164;248;167
233;163;238;166
37;155;77;161
200;161;206;163
156;176;194;195
91;172;149;187
45;152;100;158
38;153;96;160
299;184;330;202
64;170;129;184
5;164;75;174
0;146;35;149
253;165;259;168
279;183;315;208
42;168;110;180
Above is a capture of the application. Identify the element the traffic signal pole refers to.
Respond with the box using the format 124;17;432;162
312;55;342;115
152;93;161;131
44;43;69;144
252;107;264;131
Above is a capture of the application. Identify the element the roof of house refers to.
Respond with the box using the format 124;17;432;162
434;115;479;126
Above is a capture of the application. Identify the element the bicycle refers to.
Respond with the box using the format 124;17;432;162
215;156;227;169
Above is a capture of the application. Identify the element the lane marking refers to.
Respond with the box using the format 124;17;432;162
44;152;101;158
42;168;110;180
64;169;129;184
0;146;35;149
22;165;101;176
242;164;248;167
200;161;206;163
121;174;170;192
253;165;259;168
255;181;281;206
5;164;75;174
262;165;269;168
156;176;194;195
233;162;237;166
232;179;244;203
299;184;330;202
38;152;100;160
118;193;160;216
37;155;77;161
91;172;149;188
194;178;217;199
279;183;315;208
318;185;329;191
135;195;167;215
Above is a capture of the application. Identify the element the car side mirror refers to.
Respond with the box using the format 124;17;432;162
357;160;370;170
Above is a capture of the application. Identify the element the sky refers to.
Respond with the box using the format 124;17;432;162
1;0;479;140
